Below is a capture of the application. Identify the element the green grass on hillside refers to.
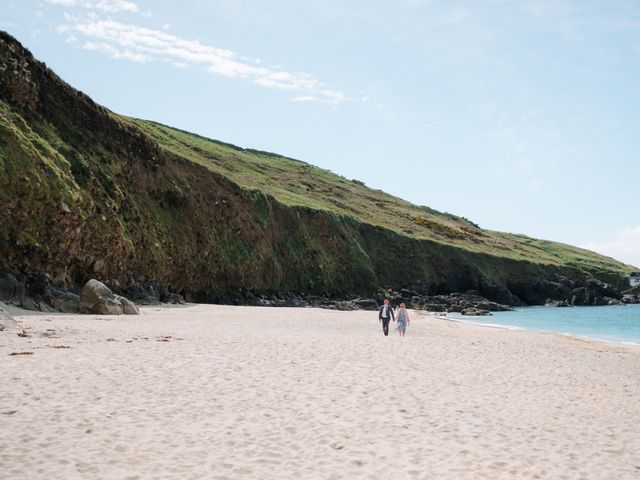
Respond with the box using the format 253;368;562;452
125;117;636;274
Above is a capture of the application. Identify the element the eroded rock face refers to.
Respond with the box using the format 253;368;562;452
79;279;139;315
0;50;39;110
568;278;623;306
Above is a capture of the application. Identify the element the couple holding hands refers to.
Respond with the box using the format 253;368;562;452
378;298;410;337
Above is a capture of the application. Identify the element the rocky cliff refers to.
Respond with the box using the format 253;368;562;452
0;31;635;310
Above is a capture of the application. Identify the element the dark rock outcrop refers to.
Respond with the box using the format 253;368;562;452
508;279;573;305
623;284;640;296
172;288;512;312
0;269;185;312
390;291;512;313
568;278;623;306
0;271;17;301
477;285;526;307
124;283;161;305
354;298;379;310
0;263;631;315
164;292;186;305
45;287;80;313
621;284;640;303
461;308;491;316
0;271;25;304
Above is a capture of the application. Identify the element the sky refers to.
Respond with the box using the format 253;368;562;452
2;0;639;267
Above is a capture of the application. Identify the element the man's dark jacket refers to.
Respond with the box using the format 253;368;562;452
378;304;395;321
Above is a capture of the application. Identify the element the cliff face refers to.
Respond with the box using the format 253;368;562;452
0;31;634;306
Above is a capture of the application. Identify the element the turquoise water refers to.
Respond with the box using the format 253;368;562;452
448;304;640;345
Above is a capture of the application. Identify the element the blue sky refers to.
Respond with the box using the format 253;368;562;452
2;0;639;267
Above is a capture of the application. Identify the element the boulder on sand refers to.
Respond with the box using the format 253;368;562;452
79;279;140;315
113;294;140;315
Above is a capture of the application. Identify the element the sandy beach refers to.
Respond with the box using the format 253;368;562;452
1;304;639;480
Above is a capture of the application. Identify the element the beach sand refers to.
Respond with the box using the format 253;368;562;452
1;304;639;479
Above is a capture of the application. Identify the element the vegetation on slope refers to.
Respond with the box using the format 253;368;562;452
128;118;634;274
0;31;634;305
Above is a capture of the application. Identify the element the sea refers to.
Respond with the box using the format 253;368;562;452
447;304;640;345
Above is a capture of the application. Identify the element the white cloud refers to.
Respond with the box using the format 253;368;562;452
57;19;347;104
581;226;640;268
46;0;140;13
82;41;151;62
320;89;346;103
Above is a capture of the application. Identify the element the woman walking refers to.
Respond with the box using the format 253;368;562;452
397;303;410;337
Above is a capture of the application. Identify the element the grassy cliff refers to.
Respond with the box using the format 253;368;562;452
0;31;634;303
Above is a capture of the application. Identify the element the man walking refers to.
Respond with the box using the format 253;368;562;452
378;298;395;336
